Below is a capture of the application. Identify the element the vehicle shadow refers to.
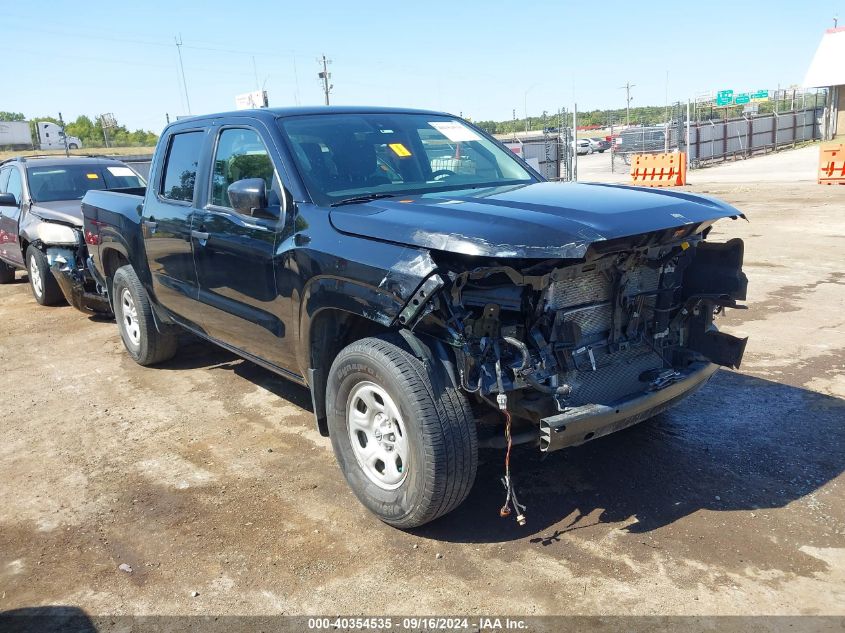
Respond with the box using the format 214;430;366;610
414;370;845;543
132;337;845;545
0;606;97;633
156;337;315;411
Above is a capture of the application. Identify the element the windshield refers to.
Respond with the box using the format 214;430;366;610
26;164;145;203
278;113;536;206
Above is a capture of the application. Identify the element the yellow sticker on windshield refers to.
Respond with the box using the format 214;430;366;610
86;173;99;179
389;143;412;157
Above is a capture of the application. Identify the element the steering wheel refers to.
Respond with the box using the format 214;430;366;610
430;169;457;181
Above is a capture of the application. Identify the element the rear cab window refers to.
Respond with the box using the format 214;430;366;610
160;131;204;203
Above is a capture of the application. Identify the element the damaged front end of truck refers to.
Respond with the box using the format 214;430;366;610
42;225;111;314
394;218;748;458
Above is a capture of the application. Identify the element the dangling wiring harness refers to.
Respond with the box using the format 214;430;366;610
494;342;527;526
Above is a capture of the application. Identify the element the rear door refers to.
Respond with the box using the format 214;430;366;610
142;128;206;320
191;124;294;368
0;166;25;266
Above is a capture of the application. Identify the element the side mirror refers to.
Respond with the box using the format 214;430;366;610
0;193;17;207
227;178;278;220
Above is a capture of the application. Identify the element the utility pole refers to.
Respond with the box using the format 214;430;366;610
524;92;529;133
293;55;301;106
175;35;191;114
523;84;538;134
58;112;69;157
318;55;332;106
99;113;116;149
572;103;578;182
619;82;635;127
100;116;110;149
686;100;691;173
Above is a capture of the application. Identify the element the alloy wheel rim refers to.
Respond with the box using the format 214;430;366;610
29;256;43;297
120;288;141;346
347;381;409;490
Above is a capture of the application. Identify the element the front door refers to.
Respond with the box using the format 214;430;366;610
191;125;294;370
0;166;25;266
142;129;205;321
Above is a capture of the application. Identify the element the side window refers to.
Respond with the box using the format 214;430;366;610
211;128;276;208
0;167;10;192
6;168;22;204
160;131;204;203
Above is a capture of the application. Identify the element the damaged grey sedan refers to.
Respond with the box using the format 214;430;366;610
78;108;747;529
0;156;144;308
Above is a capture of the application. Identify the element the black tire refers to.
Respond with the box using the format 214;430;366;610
68;143;78;150
112;264;178;366
326;335;478;528
26;246;64;306
0;262;15;284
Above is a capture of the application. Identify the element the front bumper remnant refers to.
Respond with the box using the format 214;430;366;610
48;251;111;314
539;361;718;452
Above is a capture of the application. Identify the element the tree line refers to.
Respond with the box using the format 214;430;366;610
472;92;825;135
0;111;158;148
473;105;673;135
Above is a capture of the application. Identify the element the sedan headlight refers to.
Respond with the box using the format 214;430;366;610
37;222;79;246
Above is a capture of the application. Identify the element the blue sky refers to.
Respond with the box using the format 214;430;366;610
1;0;840;132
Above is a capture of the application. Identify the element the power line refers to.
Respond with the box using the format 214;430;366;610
175;35;192;115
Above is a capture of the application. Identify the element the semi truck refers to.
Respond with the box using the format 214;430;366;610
0;121;83;151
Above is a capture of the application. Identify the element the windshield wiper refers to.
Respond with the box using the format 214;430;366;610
330;193;396;207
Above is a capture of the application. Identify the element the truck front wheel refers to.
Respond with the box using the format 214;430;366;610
112;265;178;366
326;335;478;528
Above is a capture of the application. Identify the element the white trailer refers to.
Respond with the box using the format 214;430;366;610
0;121;33;148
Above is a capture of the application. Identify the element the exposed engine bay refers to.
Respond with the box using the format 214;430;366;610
408;226;748;460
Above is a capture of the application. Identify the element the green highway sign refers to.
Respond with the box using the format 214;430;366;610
716;90;734;106
751;90;769;102
735;93;751;105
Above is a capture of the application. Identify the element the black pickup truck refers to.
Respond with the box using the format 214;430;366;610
79;107;748;528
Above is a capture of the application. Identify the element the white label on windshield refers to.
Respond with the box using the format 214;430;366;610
429;121;480;142
107;166;135;177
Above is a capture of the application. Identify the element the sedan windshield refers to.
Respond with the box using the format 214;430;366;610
278;113;536;206
27;164;145;202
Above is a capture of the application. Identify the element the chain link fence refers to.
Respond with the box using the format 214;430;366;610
608;90;825;170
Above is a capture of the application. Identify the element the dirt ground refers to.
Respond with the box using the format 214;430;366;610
0;179;843;618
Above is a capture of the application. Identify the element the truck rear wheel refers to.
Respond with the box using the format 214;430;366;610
26;246;63;306
112;265;178;366
326;335;478;529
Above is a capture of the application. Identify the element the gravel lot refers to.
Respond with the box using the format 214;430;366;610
0;173;843;617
